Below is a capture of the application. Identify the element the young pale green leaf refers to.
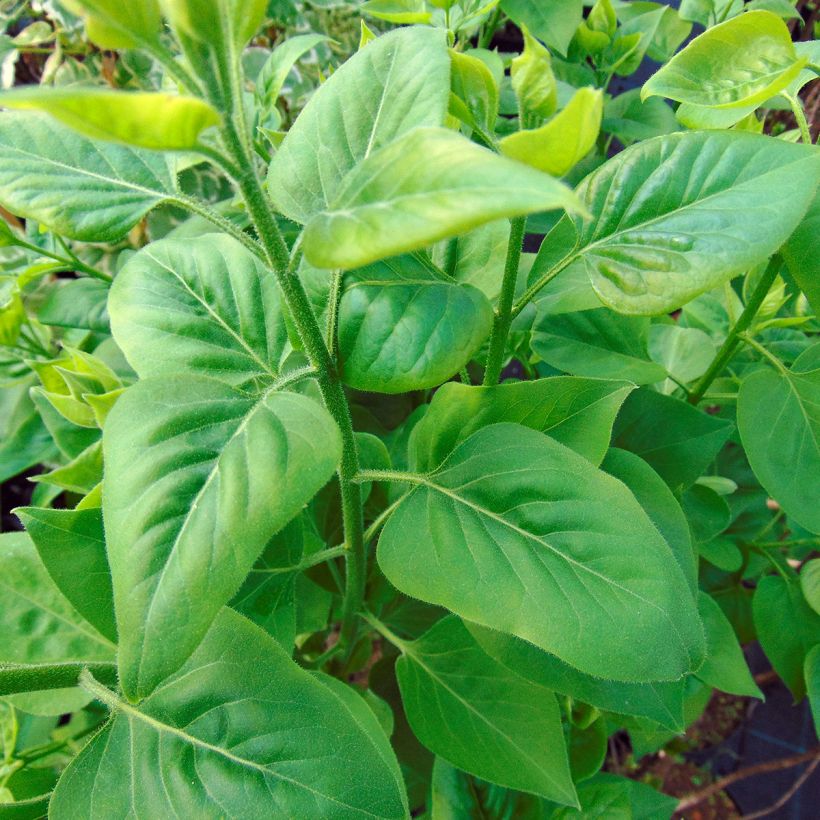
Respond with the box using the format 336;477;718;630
697;593;762;698
159;0;267;50
510;24;557;123
378;424;706;683
641;11;806;109
0;88;220;151
268;26;450;223
50;609;408;819
255;33;330;107
61;0;161;48
753;574;820;699
408;376;635;472
104;376;342;701
303;127;581;270
558;131;820;315
0;112;176;241
394;616;577;805
737;344;820;534
361;0;432;24
0;531;115;700
613;388;733;491
109;235;288;389
467;623;686;731
500;0;584;55
531;308;667;384
500;88;603;177
15;506;116;644
450;49;498;132
337;254;492;393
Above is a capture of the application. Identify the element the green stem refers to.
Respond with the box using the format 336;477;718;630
483;216;526;385
510;253;575;320
249;544;347;575
755;537;820;549
478;7;504;49
688;256;781;404
783;91;812;144
740;333;789;375
14;239;110;282
354;469;425;485
361;610;409;652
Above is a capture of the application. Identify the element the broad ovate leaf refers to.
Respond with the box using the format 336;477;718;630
338;254;492;393
0;87;220;150
500;0;584;55
0;111;176;241
104;376;342;700
500;88;603;176
61;0;161;48
109;235;288;389
641;10;806;109
394;616;577;805
378;423;705;682
737;344;820;534
50;609;408;819
303;127;581;270
559;131;819;315
268;26;450;223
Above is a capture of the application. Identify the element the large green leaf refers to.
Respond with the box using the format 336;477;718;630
378;423;705;682
337;254;492;393
303;127;580;270
0;88;220;151
546;132;819;315
738;344;820;534
15;506;116;644
500;0;584;55
782;190;820;315
393;615;576;805
160;0;267;49
61;0;161;48
531;308;667;384
103;376;342;700
0;112;176;241
49;609;408;819
409;376;635;472
109;235;288;389
268;26;450;223
467;623;686;731
642;11;806;109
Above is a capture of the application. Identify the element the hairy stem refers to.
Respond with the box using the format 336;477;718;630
783;91;812;145
688;255;781;404
483;216;526;385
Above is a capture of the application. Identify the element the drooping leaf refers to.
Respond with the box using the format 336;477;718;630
268;26;450;223
337;254;493;393
303;127;580;270
550;131;819;315
104;376;342;700
738;344;820;534
49;609;408;819
109;235;288;389
378;423;705;682
500;0;584;55
15;506;116;644
531;308;667;384
409;376;635;472
393;616;577;805
0;112;176;241
642;11;806;110
753;574;820;699
0;88;220;151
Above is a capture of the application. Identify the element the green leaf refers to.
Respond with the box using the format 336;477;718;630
61;0;161;48
648;325;716;393
500;0;584;55
409;376;635;472
510;24;557;123
801;560;820;616
109;235;288;389
602;89;679;145
14;506;116;644
450;49;499;132
378;423;705;682
0;532;115;699
782;190;820;315
613;388;733;491
361;0;433;24
557;773;678;820
268;26;450;223
753;574;820;699
303;127;580;270
337;254;492;393
737;344;820;534
160;0;267;50
531;308;668;384
50;609;408;819
37;278;109;332
806;644;820;737
0;112;176;241
555;131;820;315
642;11;806;109
0;88;220;151
681;484;730;545
103;376;342;700
467;623;686;731
500;88;603;177
255;33;330;107
392;615;577;805
697;592;761;698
